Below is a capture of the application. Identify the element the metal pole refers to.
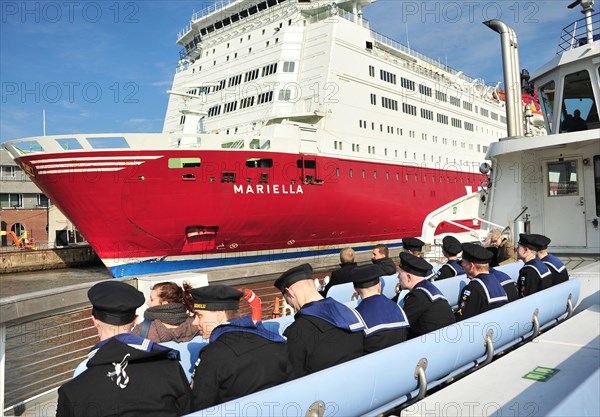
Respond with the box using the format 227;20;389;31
484;20;524;138
1;323;6;416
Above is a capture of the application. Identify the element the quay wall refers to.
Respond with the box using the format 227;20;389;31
0;246;100;274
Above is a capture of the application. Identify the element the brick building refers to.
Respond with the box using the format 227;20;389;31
1;149;83;248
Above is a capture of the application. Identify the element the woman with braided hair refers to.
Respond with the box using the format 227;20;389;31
132;281;200;343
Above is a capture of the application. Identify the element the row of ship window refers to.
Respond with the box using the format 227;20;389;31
187;16;295;71
333;139;488;160
368;65;506;123
174;156;481;184
187;61;294;97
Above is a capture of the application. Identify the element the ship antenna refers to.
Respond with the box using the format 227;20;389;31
43;109;46;136
568;0;596;45
405;23;410;51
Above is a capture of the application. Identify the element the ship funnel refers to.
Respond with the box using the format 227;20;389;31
484;20;524;138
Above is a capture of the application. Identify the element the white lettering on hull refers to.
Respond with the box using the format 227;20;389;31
233;184;304;194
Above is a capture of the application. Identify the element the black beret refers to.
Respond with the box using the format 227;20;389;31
274;263;313;293
191;285;243;311
351;264;384;289
518;233;546;251
461;243;493;264
531;234;551;250
442;236;462;256
399;252;432;277
403;237;425;252
88;281;144;326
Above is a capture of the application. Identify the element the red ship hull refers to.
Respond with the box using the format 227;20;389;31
17;149;483;277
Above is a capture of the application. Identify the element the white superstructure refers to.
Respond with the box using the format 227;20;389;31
165;0;507;172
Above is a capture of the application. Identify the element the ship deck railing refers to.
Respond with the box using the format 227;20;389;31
557;11;600;54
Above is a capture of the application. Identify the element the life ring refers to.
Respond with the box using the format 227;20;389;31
239;288;263;321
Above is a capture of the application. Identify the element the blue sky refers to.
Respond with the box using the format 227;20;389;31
0;1;578;142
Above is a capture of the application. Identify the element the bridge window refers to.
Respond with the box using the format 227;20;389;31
560;70;597;132
539;80;556;133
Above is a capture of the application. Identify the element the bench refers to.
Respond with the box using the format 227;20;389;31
185;278;580;417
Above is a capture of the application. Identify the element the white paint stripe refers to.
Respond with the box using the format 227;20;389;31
30;156;161;164
35;162;144;169
38;168;125;175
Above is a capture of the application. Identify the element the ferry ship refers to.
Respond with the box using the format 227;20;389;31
3;0;509;278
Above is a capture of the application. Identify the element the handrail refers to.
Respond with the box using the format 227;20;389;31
556;11;600;54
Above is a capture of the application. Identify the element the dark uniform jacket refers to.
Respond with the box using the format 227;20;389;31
191;315;288;411
402;280;455;338
435;259;465;281
322;262;358;296
57;334;192;417
490;268;519;302
356;294;409;354
541;254;569;286
284;298;364;379
518;258;552;298
495;239;517;266
373;257;397;275
456;274;508;321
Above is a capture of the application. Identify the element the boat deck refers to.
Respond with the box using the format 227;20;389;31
402;264;600;417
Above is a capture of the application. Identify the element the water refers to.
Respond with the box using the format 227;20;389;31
0;265;112;298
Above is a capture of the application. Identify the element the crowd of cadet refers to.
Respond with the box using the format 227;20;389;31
55;231;569;417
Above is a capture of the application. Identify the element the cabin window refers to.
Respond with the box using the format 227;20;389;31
594;156;600;216
169;158;201;168
547;160;578;196
249;139;270;149
539;80;555;133
13;140;44;154
221;172;236;183
297;160;316;169
87;137;129;149
246;158;273;168
283;62;295;72
55;138;83;151
560;70;597;132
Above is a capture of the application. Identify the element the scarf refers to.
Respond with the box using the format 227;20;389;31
144;303;189;325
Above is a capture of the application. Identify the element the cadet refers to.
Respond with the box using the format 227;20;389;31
434;236;464;281
489;267;519;302
516;234;553;297
322;247;358;296
371;243;397;275
535;234;569;286
275;263;364;379
190;285;288;411
456;243;508;321
352;264;409;353
402;237;425;256
57;281;193;417
398;252;455;338
402;237;434;279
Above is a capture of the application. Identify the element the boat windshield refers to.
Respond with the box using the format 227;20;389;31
559;69;598;133
539;81;555;133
